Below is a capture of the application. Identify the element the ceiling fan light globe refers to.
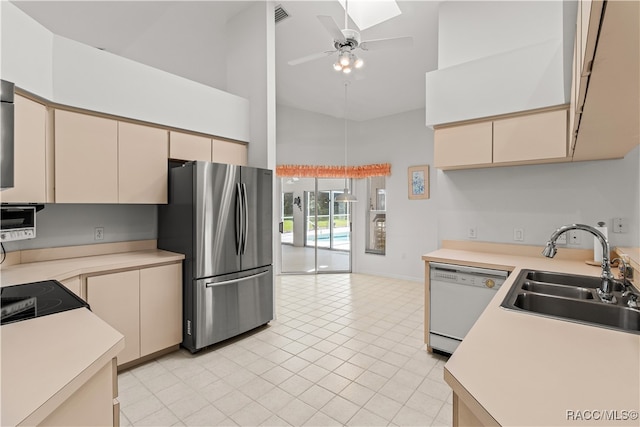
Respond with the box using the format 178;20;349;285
339;52;351;66
342;66;352;74
333;62;343;71
354;57;364;68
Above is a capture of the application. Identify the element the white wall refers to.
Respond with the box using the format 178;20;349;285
276;106;436;282
0;1;53;98
437;145;640;250
437;1;566;68
1;2;250;142
352;110;438;281
425;0;576;126
226;1;276;168
3;205;157;251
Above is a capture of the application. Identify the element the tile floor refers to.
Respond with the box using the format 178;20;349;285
118;274;452;426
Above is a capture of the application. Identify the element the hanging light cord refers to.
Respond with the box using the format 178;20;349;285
344;81;349;189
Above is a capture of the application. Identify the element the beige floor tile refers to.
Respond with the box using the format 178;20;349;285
256;387;296;412
181;404;227;426
320;395;360;424
316;372;352;394
278;374;313;396
392;405;435;426
229;401;272;426
167;393;210;420
262;365;295;385
121;395;165;423
302;411;343;426
277;398;317;426
363;394;403;421
339;381;376;406
117;274;449;427
346;408;389;426
260;414;292;426
135;407;179;426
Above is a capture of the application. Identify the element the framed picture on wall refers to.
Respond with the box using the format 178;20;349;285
408;165;429;200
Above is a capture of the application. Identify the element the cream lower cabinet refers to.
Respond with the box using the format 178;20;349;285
1;95;50;203
87;270;140;365
86;263;182;366
38;359;117;427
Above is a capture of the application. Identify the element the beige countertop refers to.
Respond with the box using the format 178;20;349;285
1;249;184;287
0;247;184;426
1;308;125;426
423;247;640;426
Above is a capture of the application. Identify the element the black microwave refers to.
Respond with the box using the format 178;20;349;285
0;205;40;242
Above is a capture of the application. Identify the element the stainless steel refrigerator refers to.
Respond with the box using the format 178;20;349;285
158;161;273;353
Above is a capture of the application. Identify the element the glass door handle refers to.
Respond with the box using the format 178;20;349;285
279;222;284;233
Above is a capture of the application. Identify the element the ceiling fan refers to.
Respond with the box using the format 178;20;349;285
287;1;413;74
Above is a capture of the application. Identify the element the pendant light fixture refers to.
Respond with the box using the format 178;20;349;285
336;81;357;203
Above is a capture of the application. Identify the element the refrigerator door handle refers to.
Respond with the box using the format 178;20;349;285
205;270;270;288
235;182;243;255
241;182;249;254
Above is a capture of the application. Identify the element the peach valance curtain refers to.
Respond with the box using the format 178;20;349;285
276;163;391;179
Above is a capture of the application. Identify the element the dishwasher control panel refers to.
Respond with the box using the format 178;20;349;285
430;263;508;289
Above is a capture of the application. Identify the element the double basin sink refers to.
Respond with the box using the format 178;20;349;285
501;270;640;334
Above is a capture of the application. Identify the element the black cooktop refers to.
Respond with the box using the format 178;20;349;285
1;280;90;325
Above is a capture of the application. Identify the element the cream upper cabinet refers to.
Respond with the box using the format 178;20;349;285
169;131;212;162
86;270;141;365
212;138;248;166
493;110;567;163
118;122;168;204
1;95;49;203
139;263;182;357
434;122;493;169
55;110;118;203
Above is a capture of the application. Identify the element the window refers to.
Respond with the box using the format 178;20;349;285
365;177;386;255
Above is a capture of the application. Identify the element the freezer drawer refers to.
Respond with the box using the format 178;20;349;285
192;266;273;351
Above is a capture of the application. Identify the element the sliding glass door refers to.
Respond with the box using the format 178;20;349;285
280;178;351;274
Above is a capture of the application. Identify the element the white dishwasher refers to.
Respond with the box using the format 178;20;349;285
429;262;508;354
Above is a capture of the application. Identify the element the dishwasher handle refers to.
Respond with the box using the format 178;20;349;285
429;262;509;278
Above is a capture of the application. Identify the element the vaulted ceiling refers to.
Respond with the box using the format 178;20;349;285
12;1;441;121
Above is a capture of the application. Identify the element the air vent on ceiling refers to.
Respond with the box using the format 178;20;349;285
275;4;290;24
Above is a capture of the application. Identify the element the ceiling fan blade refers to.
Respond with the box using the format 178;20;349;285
317;15;346;43
288;50;336;66
360;36;413;51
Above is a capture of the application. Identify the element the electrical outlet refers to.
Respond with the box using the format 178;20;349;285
513;228;524;242
613;218;628;233
94;227;104;241
568;230;581;245
467;226;477;239
556;233;567;245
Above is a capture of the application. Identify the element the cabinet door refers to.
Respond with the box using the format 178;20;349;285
493;110;567;163
139;263;182;357
60;276;82;299
212;138;247;166
118;122;168;204
434;122;493;169
169;131;212;162
1;95;47;203
55;110;118;203
87;270;140;365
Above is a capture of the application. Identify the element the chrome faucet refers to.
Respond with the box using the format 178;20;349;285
543;224;617;304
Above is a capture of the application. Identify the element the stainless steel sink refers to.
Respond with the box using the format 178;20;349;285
501;269;640;334
525;271;625;292
521;281;594;299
